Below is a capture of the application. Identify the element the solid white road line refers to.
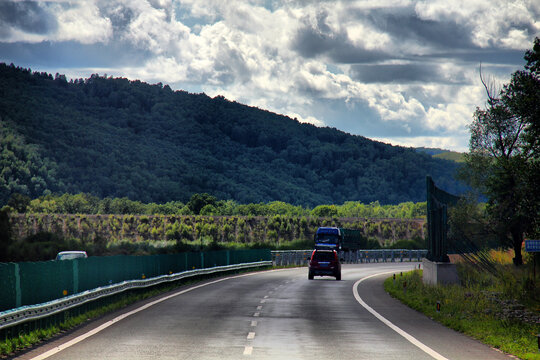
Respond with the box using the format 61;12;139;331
353;272;450;360
29;271;271;360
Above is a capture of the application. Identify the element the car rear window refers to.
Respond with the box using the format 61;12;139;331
313;251;335;261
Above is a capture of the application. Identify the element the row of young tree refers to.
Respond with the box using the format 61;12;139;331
3;192;427;219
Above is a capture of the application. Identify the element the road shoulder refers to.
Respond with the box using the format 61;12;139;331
355;273;515;360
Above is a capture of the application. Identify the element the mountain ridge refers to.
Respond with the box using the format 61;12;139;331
0;63;465;206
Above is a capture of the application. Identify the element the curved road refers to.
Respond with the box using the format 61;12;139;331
19;263;512;360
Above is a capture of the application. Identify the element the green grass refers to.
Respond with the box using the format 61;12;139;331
384;267;540;360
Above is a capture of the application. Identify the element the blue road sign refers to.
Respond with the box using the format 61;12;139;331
525;240;540;252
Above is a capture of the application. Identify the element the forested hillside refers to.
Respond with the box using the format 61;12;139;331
0;63;465;206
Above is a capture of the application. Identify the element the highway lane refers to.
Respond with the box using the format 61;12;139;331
20;263;513;360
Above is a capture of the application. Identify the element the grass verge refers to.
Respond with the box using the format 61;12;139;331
384;268;540;360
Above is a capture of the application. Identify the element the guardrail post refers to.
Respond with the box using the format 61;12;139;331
73;260;79;294
14;263;21;308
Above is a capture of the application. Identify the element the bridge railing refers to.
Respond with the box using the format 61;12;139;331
272;249;427;266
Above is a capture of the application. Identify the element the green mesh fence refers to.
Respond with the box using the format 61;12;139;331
426;176;460;262
0;263;17;311
0;249;270;312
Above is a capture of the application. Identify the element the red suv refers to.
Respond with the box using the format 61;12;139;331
308;249;341;280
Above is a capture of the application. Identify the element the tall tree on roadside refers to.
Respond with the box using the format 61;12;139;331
460;37;540;265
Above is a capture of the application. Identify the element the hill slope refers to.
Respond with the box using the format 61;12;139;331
0;63;465;206
416;147;465;163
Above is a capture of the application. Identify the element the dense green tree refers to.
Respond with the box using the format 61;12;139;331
0;208;12;261
187;193;217;215
460;38;540;265
7;193;31;213
0;62;465;207
311;205;338;217
20;192;428;219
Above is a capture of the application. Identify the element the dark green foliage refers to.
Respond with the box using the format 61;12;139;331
7;193;31;213
9;232;69;262
0;208;12;261
0;63;465;206
187;193;216;215
311;205;338;217
460;38;540;265
0;120;59;205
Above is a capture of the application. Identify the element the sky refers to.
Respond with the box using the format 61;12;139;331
0;0;539;152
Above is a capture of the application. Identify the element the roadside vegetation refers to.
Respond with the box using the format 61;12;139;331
3;192;427;218
0;194;427;262
385;250;540;360
0;214;423;262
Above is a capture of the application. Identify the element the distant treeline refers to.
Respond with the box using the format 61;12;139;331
4;192;426;219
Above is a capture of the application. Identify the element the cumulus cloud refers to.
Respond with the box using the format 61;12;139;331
0;0;538;152
0;2;57;37
414;0;540;49
0;1;112;44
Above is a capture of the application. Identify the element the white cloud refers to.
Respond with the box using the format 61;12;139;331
55;2;113;44
2;0;537;153
415;0;540;49
373;136;469;152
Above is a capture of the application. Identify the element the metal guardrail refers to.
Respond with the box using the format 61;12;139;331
272;250;313;266
0;261;271;331
272;250;427;266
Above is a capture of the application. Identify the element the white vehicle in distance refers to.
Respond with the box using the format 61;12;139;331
56;251;88;260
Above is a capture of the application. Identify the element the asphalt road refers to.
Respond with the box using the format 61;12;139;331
18;263;513;360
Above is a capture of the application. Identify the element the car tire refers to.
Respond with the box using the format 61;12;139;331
335;272;341;281
308;271;314;280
